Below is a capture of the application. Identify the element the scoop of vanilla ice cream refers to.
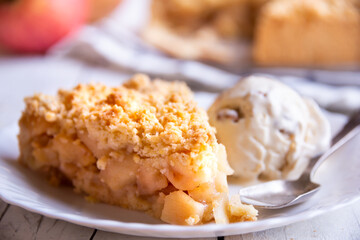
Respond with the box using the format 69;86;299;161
208;76;331;183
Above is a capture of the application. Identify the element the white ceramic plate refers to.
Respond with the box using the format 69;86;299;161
1;110;360;238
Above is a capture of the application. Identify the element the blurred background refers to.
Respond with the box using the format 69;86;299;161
1;0;360;123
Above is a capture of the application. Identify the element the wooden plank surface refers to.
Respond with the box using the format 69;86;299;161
35;216;94;240
226;200;360;240
0;205;43;240
1;198;359;240
0;203;94;240
93;230;216;240
0;200;9;221
284;203;360;240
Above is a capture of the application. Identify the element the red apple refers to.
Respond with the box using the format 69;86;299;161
0;0;88;53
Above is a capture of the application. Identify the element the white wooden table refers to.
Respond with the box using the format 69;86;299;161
1;57;360;240
1;198;360;240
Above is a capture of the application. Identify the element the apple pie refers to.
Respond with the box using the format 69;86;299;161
18;74;257;225
144;0;360;67
254;0;360;66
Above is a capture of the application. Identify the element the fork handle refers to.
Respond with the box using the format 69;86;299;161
306;110;360;180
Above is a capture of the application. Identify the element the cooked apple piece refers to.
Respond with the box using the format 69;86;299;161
136;165;168;195
188;182;218;203
99;155;138;191
161;190;205;225
52;135;96;167
212;193;230;224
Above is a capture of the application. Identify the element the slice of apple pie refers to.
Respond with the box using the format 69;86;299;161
18;74;257;225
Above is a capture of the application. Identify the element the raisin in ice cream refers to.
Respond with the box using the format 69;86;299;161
208;76;331;183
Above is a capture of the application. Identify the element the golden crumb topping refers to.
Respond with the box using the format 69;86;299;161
23;74;219;190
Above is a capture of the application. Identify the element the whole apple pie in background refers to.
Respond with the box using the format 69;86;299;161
18;74;257;225
144;0;360;67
